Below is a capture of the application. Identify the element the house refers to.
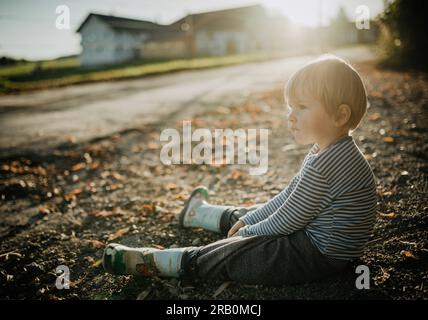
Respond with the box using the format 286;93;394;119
76;5;280;67
76;13;169;66
143;5;271;59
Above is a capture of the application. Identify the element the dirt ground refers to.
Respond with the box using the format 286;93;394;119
0;61;427;300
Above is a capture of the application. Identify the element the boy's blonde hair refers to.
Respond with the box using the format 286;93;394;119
285;54;368;130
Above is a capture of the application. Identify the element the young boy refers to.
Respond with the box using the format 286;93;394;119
102;55;377;285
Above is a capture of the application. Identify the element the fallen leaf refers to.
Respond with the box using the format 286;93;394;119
368;112;382;121
90;161;100;170
71;163;86;171
111;172;125;181
243;201;256;207
164;182;177;190
108;227;130;241
39;206;50;215
92;208;125;218
379;212;396;218
82;239;105;248
401;250;416;259
142;203;155;214
92;259;103;268
84;256;95;264
93;210;114;217
231;170;244;180
160;212;174;222
152;244;165;250
174;193;187;201
64;188;83;201
107;183;123;191
147;142;160;150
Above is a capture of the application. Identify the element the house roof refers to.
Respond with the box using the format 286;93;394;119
77;5;266;35
170;4;266;30
76;13;166;33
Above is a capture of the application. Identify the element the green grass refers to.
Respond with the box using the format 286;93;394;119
0;53;281;94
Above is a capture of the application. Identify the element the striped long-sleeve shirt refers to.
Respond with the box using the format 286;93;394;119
237;135;377;260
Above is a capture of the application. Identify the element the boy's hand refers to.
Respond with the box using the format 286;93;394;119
227;220;246;238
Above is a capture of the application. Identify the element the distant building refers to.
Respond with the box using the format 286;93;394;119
76;5;280;67
76;13;167;66
143;5;271;59
76;5;378;67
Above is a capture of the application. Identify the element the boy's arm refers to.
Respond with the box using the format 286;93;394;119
238;165;330;236
238;174;300;225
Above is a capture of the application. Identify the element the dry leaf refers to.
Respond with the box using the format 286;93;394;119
111;172;125;181
89;161;100;170
174;193;187;201
152;244;165;250
108;227;130;241
39;206;50;215
142;203;155;214
401;250;416;259
160;212;174;222
93;208;125;218
368;112;382;121
64;188;83;201
147;142;160;150
92;259;103;268
243;201;256;207
82;239;105;248
231;170;244;180
71;163;86;171
379;212;396;218
84;256;95;264
93;210;114;217
164;182;177;190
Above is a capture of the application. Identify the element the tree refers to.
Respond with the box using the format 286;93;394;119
378;0;428;70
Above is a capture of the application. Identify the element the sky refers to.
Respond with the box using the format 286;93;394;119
0;0;385;61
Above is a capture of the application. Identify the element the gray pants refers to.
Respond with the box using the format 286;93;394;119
180;205;350;285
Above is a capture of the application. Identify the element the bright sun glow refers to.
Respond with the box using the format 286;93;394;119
265;0;323;27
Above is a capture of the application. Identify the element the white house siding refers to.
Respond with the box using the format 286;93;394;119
79;16;146;67
195;30;250;56
142;38;187;59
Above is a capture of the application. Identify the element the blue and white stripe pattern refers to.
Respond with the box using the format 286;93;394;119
238;135;377;260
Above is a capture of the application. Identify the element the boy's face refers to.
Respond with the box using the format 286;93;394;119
286;93;337;146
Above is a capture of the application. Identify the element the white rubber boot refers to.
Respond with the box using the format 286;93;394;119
179;186;230;233
103;243;190;278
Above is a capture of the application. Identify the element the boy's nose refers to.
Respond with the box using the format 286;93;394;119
287;110;297;123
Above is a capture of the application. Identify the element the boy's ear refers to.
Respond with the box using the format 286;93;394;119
334;104;352;127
